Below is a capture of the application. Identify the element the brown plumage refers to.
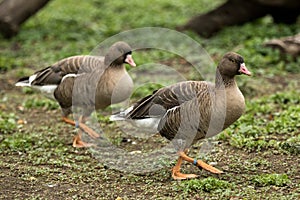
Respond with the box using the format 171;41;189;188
35;56;105;85
111;52;251;179
16;41;136;147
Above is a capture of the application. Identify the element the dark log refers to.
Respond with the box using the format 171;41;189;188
177;0;266;38
0;0;51;38
255;0;300;7
178;0;300;38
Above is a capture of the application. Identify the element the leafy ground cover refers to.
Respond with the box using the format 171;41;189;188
0;0;299;199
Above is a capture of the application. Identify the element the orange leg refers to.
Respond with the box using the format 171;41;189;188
62;117;100;148
172;150;223;180
72;130;95;148
172;154;198;180
179;151;223;174
62;117;100;138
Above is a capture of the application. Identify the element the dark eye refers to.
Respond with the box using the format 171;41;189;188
229;58;235;63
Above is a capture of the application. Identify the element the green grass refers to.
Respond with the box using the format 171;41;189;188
252;174;291;187
0;0;224;72
177;177;232;193
0;0;300;199
1;0;299;75
218;90;300;153
23;97;59;110
0;111;17;134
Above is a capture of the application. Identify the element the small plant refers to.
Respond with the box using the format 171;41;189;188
280;138;300;155
21;87;35;94
0;112;17;134
178;177;232;193
252;174;290;187
219;90;300;152
23;97;59;110
0;133;36;151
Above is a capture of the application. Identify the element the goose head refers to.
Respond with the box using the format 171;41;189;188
217;52;251;79
104;41;136;67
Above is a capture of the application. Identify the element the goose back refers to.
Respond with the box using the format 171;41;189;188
126;81;206;119
31;55;104;86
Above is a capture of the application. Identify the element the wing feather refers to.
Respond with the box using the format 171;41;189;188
126;81;210;119
31;56;104;85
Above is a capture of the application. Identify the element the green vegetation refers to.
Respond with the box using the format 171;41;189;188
177;177;232;193
23;97;59;110
252;174;291;187
218;91;300;153
0;0;299;199
1;131;41;151
0;112;17;134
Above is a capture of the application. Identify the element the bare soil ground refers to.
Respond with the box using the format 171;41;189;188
0;69;299;200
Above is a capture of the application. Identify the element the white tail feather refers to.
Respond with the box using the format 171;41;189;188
110;105;161;133
109;106;134;121
15;82;31;87
129;118;160;132
109;114;126;121
28;74;37;84
15;74;38;87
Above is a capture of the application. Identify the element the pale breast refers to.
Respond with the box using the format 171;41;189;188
95;67;133;109
111;71;133;103
224;86;245;129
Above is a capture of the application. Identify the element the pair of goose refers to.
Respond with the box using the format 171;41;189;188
16;41;251;179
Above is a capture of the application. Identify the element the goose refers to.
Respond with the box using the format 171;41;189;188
16;41;136;147
110;52;251;179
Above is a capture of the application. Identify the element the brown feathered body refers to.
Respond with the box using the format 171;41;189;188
54;62;133;117
16;41;135;118
126;80;245;149
112;52;250;150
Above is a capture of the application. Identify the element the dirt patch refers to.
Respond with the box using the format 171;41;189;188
0;70;299;199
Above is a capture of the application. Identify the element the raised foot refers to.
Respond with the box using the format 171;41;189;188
196;160;223;174
178;151;224;174
78;123;100;139
62;117;100;138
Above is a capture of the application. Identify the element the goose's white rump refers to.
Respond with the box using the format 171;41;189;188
15;74;58;99
110;106;161;133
